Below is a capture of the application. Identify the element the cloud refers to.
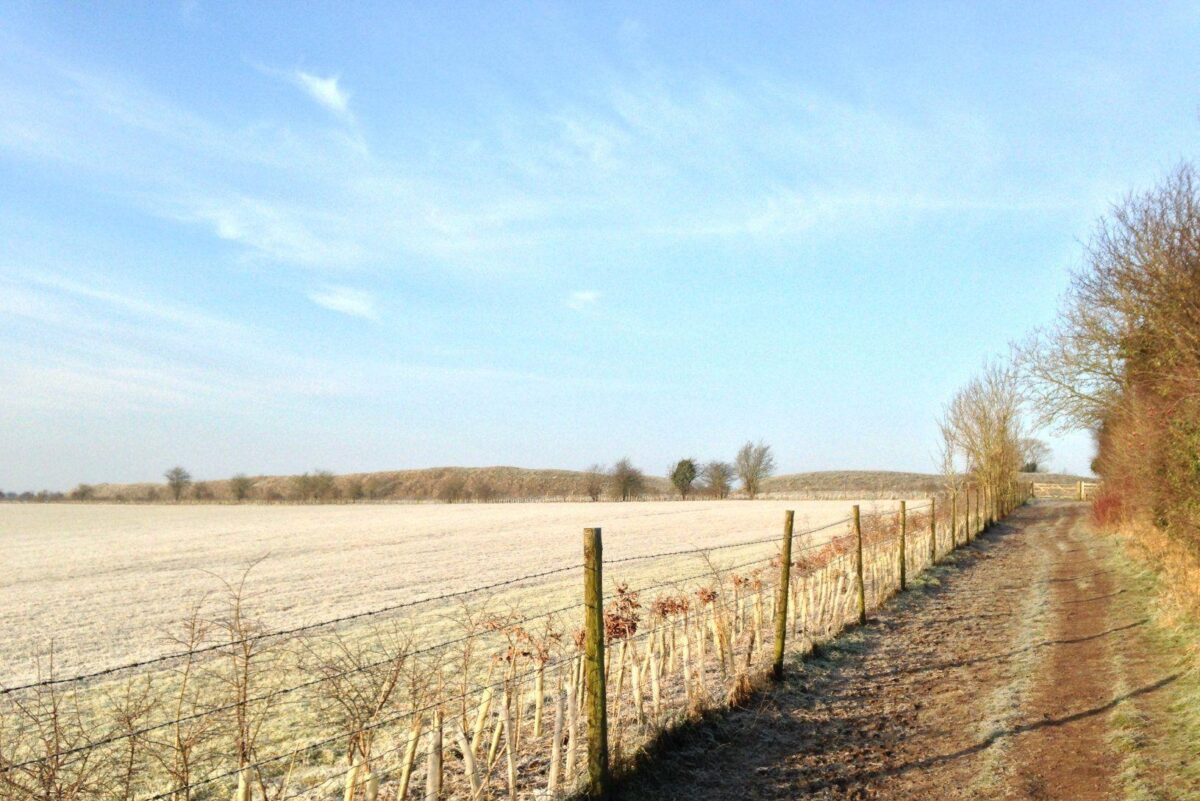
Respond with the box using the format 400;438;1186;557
293;71;349;115
307;285;379;320
26;273;248;335
0;43;1085;281
566;290;600;311
178;195;362;266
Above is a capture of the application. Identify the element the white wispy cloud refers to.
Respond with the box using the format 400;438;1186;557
566;290;600;311
307;285;379;320
0;42;1087;279
293;71;349;115
177;195;363;266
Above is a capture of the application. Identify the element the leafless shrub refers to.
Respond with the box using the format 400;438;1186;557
436;476;468;504
292;470;339;502
583;465;605;502
343;477;365;501
202;561;290;798
104;677;159;801
361;476;388;500
230;475;253;502
0;651;108;801
69;485;95;501
153;599;219;801
608;459;645;502
467;476;498;503
303;625;411;798
700;461;734;499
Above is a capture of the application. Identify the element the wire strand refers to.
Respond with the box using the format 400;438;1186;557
3;563;586;696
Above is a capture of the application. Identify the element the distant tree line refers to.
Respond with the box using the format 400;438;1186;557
8;440;779;505
0;489;67;502
567;440;776;504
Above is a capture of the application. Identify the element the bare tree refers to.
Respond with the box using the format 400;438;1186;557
467;476;497;502
291;472;314;501
582;465;605;502
165;467;192;502
937;435;966;498
362;476;386;500
670;459;698;500
229;475;253;502
291;470;338;502
344;477;365;502
1015;163;1200;433
436;475;467;504
311;470;338;501
1017;163;1200;538
1018;438;1052;473
735;441;775;499
701;461;735;499
608;458;645;501
69;484;95;501
939;360;1025;506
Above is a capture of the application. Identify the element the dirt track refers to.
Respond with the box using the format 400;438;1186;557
617;502;1191;801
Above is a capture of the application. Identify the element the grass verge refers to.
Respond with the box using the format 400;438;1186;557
1103;530;1200;800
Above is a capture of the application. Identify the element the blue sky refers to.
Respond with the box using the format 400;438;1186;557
2;2;1198;490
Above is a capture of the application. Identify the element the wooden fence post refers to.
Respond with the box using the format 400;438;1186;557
898;500;907;591
853;505;866;625
583;527;609;799
975;487;982;533
1077;480;1084;501
929;497;937;564
964;490;971;544
950;492;958;551
772;510;795;679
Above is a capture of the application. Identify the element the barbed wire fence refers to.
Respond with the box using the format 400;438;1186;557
0;483;1031;801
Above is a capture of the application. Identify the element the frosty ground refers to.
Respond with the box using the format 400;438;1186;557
0;499;901;684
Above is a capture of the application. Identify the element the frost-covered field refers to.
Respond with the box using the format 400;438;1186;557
0;499;901;685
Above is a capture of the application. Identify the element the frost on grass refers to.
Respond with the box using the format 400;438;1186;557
968;571;1052;795
0;499;897;683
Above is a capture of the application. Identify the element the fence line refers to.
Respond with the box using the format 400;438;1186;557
0;484;1033;801
1031;480;1099;500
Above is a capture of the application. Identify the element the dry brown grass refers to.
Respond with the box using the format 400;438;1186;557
1105;517;1200;627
